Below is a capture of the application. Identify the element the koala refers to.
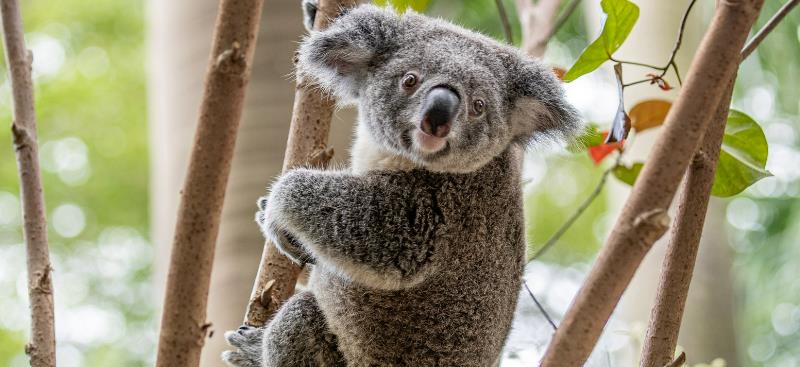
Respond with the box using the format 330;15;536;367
223;3;580;367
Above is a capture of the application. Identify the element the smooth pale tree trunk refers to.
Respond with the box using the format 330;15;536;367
147;1;355;365
583;1;739;365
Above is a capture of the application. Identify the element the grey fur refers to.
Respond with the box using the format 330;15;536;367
223;4;580;367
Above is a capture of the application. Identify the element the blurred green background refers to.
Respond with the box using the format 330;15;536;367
0;0;797;366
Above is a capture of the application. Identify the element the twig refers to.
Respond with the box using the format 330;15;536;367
154;0;266;365
741;0;800;59
1;1;57;366
530;166;612;261
495;0;514;44
612;0;698;87
523;280;558;331
515;0;562;58
550;0;582;39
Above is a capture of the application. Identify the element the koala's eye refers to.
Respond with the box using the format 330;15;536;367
401;72;419;90
470;99;486;117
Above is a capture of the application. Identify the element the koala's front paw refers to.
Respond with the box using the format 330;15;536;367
222;326;265;367
256;194;314;266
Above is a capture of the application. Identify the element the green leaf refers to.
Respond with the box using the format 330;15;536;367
373;0;430;12
711;110;772;197
568;123;604;153
563;0;639;82
613;162;643;186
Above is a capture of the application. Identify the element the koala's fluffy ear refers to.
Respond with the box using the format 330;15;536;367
508;59;582;143
297;5;401;103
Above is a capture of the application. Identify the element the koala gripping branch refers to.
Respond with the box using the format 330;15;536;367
539;1;764;366
155;0;265;366
244;0;359;327
1;1;56;366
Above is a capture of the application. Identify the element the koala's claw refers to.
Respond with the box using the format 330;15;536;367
222;326;264;367
255;195;316;266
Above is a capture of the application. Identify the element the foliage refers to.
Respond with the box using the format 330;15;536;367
713;110;772;197
587;108;772;198
374;0;430;12
562;0;639;82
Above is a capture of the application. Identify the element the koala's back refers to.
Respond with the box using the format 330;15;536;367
311;149;526;366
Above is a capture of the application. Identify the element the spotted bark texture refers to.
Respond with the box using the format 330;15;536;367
1;1;56;366
244;0;359;328
154;0;266;366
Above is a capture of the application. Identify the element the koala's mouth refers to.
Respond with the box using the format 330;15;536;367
413;130;448;153
399;128;451;162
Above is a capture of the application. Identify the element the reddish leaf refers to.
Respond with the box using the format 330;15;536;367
588;130;624;164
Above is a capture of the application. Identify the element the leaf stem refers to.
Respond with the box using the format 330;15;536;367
549;0;583;40
615;0;697;89
622;78;651;89
608;57;663;71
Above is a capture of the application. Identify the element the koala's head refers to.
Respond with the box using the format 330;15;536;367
298;5;581;173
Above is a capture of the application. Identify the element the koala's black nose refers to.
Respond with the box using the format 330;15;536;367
420;86;460;138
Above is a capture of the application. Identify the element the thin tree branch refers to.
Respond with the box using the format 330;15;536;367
515;0;562;58
550;0;582;39
495;0;514;44
530;164;612;261
154;0;266;365
639;80;734;367
641;3;797;363
523;280;558;331
244;0;359;327
613;0;698;88
741;0;800;60
1;1;56;366
539;1;764;365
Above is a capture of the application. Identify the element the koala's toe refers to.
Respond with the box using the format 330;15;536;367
221;350;260;367
224;330;248;348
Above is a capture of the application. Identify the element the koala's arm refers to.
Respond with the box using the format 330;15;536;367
261;169;446;289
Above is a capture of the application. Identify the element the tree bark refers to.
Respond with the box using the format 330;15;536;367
243;0;359;328
514;0;562;58
154;0;265;366
640;2;799;363
539;1;764;365
639;80;734;367
1;1;56;366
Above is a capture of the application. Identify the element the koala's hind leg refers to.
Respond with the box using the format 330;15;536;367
224;291;345;367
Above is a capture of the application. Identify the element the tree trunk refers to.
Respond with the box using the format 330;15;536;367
243;0;359;327
1;1;56;365
153;0;267;365
540;1;763;365
581;1;740;365
640;80;734;367
147;0;356;365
